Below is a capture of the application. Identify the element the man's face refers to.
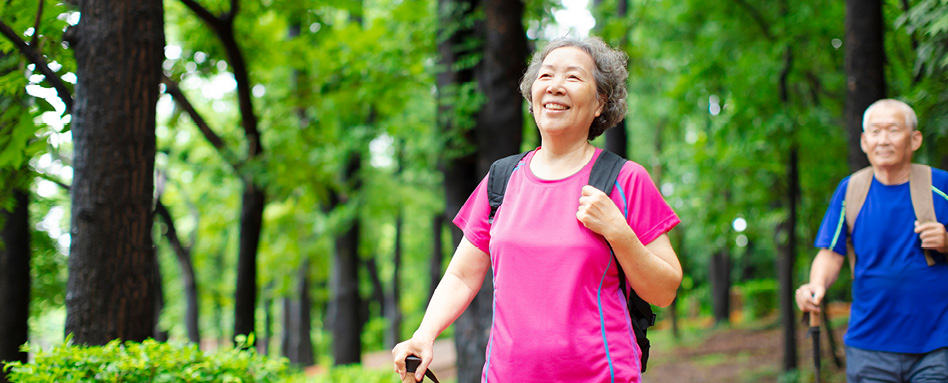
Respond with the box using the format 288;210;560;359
861;106;922;168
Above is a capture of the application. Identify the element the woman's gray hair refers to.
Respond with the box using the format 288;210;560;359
520;36;628;141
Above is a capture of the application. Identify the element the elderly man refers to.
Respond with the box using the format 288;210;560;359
796;99;948;382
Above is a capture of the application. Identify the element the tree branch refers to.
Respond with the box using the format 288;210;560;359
0;19;73;112
30;0;43;48
732;0;774;41
32;168;71;191
227;0;239;25
161;76;243;171
177;0;261;162
177;0;223;32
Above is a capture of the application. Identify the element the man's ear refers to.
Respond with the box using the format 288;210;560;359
860;132;869;154
911;129;923;152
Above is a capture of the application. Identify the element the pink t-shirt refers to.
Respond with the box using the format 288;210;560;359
453;148;680;383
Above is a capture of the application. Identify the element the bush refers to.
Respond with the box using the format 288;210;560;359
738;279;779;320
4;335;290;382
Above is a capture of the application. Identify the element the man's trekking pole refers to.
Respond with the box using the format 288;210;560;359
808;311;822;383
403;355;440;383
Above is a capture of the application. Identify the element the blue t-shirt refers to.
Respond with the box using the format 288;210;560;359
814;167;948;353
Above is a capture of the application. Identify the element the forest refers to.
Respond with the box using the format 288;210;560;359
2;0;948;382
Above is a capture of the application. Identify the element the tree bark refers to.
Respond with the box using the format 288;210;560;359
449;2;529;382
233;183;265;342
709;250;730;324
330;154;363;365
385;214;404;348
155;200;201;344
598;0;629;157
0;189;29;383
429;214;445;302
281;259;314;366
65;0;163;345
845;0;885;172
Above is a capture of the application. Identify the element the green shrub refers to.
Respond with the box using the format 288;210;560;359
4;335;290;382
739;279;779;320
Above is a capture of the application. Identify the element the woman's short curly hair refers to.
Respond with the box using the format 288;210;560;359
520;36;628;141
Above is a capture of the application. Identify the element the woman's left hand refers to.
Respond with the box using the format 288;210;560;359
576;185;627;238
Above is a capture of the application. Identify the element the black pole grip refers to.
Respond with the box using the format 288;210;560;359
405;355;421;373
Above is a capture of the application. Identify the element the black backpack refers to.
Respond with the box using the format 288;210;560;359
486;149;657;373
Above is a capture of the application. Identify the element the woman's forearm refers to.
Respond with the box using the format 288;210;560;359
412;238;491;342
606;230;682;307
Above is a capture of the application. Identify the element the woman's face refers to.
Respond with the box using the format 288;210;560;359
530;46;604;139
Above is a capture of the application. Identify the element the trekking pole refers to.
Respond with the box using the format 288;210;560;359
808;311;822;383
403;355;441;383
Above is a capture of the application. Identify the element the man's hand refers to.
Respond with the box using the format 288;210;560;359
915;221;948;253
795;283;826;313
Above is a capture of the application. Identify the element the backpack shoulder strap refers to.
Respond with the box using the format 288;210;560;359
589;149;626;196
589;150;655;372
487;151;529;224
910;164;936;266
844;166;874;275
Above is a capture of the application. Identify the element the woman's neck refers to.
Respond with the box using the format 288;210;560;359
531;142;595;180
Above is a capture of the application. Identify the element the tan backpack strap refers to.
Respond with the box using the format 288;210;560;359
844;167;874;275
910;164;936;266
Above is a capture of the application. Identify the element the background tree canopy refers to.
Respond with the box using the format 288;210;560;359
3;0;948;382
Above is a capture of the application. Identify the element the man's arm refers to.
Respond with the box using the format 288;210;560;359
795;248;846;312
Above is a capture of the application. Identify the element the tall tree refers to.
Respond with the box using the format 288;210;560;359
0;47;31;383
329;153;364;365
0;189;29;383
595;0;630;157
844;0;885;171
445;1;529;382
63;0;164;344
171;0;267;343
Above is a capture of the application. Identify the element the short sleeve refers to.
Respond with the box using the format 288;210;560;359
813;178;849;256
452;175;492;253
614;161;680;245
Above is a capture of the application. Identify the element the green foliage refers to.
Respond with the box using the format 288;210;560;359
4;337;290;383
736;279;778;320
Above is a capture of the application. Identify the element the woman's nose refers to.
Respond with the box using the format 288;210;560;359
547;78;565;94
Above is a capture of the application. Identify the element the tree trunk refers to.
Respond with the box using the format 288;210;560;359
155;200;201;344
429;214;445;302
446;2;529;382
259;284;272;355
709;250;730;325
386;214;404;348
598;0;629;157
233;183;265;343
65;0;163;345
281;259;314;366
330;154;363;365
330;215;362;365
0;189;29;383
777;147;800;371
845;0;885;172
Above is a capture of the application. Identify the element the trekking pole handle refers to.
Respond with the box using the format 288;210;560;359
810;310;821;327
403;355;422;383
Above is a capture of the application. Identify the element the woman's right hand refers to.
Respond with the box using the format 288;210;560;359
392;336;434;382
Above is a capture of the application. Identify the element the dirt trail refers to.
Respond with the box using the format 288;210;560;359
361;305;850;382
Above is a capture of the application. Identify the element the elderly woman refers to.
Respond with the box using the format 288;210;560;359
393;36;682;383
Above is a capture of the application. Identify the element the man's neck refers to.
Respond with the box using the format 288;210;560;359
873;163;912;185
